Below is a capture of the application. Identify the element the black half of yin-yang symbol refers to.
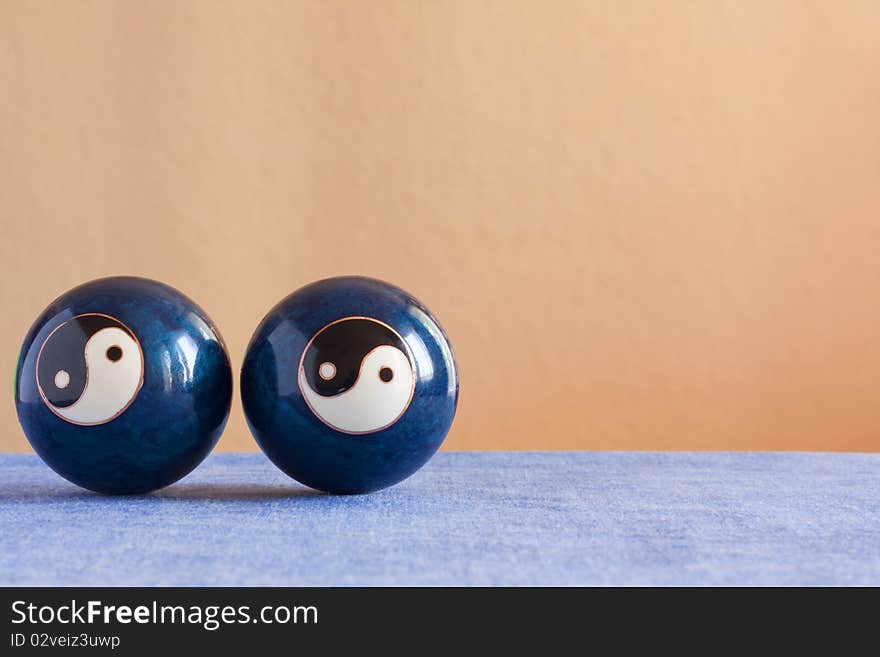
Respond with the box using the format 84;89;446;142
298;317;415;434
36;313;144;426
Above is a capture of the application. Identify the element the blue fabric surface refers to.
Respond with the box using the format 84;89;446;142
1;452;878;586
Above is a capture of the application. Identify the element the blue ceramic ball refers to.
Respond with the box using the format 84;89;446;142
15;276;233;494
241;276;459;494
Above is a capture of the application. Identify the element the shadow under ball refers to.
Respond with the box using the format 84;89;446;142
241;276;459;494
14;276;233;494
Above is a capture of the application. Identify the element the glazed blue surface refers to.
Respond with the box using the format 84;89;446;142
241;276;458;493
15;277;233;494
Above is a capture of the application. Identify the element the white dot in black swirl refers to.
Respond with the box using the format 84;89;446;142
298;317;415;434
36;313;144;426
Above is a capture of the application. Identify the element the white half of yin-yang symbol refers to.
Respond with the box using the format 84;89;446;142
297;317;416;434
35;313;144;426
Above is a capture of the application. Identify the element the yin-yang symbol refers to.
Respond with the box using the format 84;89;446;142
298;317;416;434
36;313;144;426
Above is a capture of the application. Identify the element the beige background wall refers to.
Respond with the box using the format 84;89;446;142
2;1;879;452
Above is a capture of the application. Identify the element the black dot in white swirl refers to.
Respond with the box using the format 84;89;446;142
298;317;415;434
36;313;144;426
